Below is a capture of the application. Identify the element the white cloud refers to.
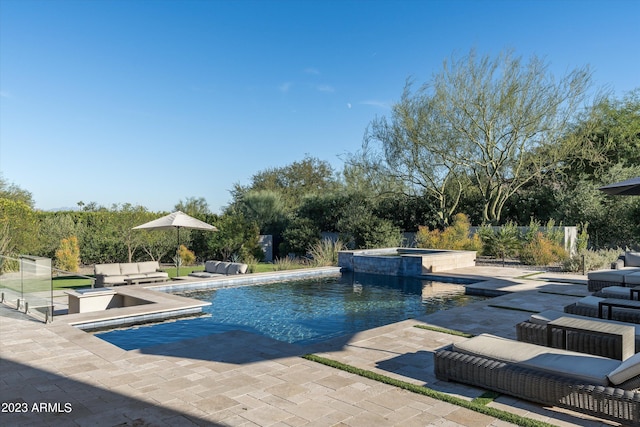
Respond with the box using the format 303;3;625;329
279;82;293;92
305;67;320;75
0;90;11;98
316;84;334;93
347;103;352;109
360;100;390;109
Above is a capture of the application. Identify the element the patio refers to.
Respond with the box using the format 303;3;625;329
0;266;619;427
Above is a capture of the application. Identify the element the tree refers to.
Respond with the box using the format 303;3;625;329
560;89;640;180
175;197;211;216
205;211;261;262
231;156;339;211
364;49;593;224
0;175;34;208
0;199;38;256
235;190;289;235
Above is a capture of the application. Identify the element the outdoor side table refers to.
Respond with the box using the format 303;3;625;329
630;286;640;300
598;298;640;320
547;316;634;360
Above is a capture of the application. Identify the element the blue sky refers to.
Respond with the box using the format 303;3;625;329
1;0;638;213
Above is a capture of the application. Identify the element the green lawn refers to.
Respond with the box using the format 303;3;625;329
52;276;94;290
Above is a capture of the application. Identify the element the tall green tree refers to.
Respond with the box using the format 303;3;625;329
364;49;593;224
0;199;38;256
175;197;211;217
560;89;640;181
0;175;34;208
231;156;339;211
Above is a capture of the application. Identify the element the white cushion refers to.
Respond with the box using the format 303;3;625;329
576;295;605;308
625;272;640;286
95;263;121;276
600;286;632;298
452;333;617;385
588;269;638;283
102;275;127;284
626;251;640;267
205;261;221;273
119;263;139;275
215;262;231;274
608;352;640;385
138;261;160;274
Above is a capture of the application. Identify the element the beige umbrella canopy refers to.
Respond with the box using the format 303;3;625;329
133;211;218;276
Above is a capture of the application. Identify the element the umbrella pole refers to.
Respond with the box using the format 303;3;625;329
177;227;180;277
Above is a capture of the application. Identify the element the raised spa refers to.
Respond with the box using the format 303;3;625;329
338;247;477;276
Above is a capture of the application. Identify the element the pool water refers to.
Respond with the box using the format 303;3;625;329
95;273;486;349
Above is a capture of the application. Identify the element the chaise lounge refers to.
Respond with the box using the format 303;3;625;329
516;309;640;358
188;260;248;278
588;251;640;292
564;295;640;324
434;333;640;426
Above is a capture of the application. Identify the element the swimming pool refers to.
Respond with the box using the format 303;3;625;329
95;273;486;349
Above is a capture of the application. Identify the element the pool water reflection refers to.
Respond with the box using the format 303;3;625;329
96;273;486;349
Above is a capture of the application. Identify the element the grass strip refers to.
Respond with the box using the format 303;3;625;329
487;304;538;313
516;272;544;279
413;324;474;338
303;354;556;427
472;391;501;406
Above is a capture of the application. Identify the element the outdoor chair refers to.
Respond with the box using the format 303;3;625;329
588;251;640;292
564;295;640;324
434;333;640;426
515;309;640;359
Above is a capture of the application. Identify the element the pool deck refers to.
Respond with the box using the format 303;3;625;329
0;266;619;427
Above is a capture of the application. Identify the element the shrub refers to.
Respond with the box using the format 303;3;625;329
485;222;521;265
519;232;567;266
242;254;260;273
273;256;309;271
55;236;80;272
416;213;481;251
575;222;589;253
308;239;345;266
562;248;622;272
177;244;196;266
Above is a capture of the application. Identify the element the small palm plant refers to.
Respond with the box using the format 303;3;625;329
489;223;521;267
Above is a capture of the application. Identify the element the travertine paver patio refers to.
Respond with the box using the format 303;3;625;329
0;266;620;426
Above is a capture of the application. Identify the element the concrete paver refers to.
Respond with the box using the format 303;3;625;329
0;267;619;426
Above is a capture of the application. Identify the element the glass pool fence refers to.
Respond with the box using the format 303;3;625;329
0;255;54;323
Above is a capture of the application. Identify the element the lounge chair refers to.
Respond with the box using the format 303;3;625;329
434;333;640;426
594;284;640;300
588;251;640;292
516;309;640;358
564;295;640;324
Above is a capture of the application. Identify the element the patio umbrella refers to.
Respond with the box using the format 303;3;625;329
599;176;640;196
133;211;218;276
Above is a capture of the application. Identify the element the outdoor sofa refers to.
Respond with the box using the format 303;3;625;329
94;261;169;287
564;295;640;324
434;333;640;426
588;251;640;292
515;309;640;358
188;260;248;278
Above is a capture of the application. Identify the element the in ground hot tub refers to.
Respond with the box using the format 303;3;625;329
338;247;476;276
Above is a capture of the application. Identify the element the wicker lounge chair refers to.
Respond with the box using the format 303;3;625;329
564;295;640;324
516;309;640;359
588;251;640;292
594;284;640;300
434;333;640;426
